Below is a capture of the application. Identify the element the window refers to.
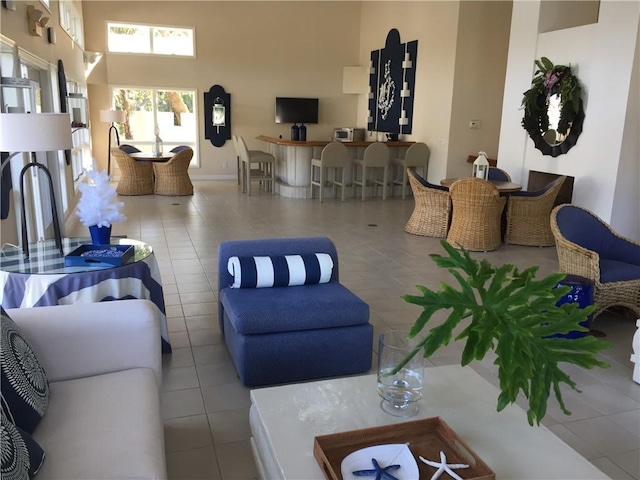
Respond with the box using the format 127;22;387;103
107;22;195;57
59;0;84;48
111;87;198;165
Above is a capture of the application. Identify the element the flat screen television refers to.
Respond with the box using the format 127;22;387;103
275;97;319;124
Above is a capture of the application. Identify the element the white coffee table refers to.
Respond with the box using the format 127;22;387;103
249;365;609;480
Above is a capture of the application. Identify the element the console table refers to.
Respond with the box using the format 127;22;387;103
256;135;414;198
249;365;608;479
0;237;171;353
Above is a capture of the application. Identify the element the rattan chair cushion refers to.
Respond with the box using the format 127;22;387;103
111;148;154;196
487;167;511;182
550;204;640;318
505;176;566;246
446;178;506;251
152;148;194;196
404;169;451;238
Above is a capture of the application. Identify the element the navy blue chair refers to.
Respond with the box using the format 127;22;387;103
218;236;372;387
119;144;141;154
169;145;190;153
487;167;511;182
551;204;640;318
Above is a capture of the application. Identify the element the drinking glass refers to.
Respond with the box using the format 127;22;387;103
377;330;424;417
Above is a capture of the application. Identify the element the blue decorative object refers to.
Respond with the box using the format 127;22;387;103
89;224;112;245
368;29;418;135
204;85;231;147
291;123;300;141
299;123;307;141
554;274;594;338
352;458;400;480
65;244;134;267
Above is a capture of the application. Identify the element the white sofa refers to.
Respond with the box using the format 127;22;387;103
7;299;167;480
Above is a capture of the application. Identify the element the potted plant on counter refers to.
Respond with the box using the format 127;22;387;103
396;240;611;426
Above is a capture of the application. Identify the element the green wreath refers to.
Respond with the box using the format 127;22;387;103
521;57;583;137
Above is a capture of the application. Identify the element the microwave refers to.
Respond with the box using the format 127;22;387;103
334;128;365;142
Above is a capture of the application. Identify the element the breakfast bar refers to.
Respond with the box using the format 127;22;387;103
256;135;414;198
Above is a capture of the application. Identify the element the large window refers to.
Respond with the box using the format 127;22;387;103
107;22;195;57
111;87;198;165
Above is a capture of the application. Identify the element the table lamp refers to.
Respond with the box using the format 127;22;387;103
0;113;72;257
100;109;125;175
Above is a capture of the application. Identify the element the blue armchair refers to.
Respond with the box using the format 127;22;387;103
550;204;640;318
218;236;372;387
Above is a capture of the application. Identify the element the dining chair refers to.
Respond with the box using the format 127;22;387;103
236;135;275;195
111;148;154;195
446;178;506;251
404;169;451;238
152;147;194;196
352;142;390;201
391;142;430;199
504;175;566;246
310;142;348;202
487;167;512;182
550;204;640;318
119;144;142;154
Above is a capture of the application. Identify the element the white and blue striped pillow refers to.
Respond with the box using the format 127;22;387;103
227;254;333;288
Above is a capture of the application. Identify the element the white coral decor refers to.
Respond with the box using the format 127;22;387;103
75;169;126;228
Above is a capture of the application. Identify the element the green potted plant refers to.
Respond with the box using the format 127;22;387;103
397;240;611;426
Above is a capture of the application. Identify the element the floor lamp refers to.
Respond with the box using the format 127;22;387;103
0;113;72;257
100;109;125;176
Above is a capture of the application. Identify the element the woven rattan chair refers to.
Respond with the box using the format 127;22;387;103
404;169;451;238
505;176;566;246
446;178;506;251
152;147;194;196
111;148;154;196
487;167;512;182
550;204;640;318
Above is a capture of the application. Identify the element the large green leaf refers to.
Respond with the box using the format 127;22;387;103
402;240;611;426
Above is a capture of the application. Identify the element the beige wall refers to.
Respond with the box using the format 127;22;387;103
82;1;364;179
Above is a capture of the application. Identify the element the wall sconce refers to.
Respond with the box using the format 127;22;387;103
27;5;49;37
472;151;490;180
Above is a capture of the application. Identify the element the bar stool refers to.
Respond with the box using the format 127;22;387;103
391;142;430;199
310;142;348;202
236;135;276;195
352;142;390;201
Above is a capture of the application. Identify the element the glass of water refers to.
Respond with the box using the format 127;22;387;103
377;330;424;417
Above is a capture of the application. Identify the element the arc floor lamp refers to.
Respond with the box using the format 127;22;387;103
100;109;125;176
0;113;72;257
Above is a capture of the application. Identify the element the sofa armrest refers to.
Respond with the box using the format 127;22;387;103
7;299;162;388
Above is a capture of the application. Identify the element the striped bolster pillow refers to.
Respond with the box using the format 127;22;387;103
227;254;333;288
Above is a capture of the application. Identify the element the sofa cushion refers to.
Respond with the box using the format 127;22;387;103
220;282;369;335
600;259;640;283
227;254;333;288
32;368;165;480
1;307;49;434
1;410;45;479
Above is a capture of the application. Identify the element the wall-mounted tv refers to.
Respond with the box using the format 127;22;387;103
275;97;319;124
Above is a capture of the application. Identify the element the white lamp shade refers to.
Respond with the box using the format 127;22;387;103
0;113;72;152
100;109;125;123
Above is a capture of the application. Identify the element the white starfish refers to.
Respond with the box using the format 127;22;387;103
419;451;469;480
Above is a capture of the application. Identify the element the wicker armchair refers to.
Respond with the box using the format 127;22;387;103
111;148;154;196
404;169;451;238
550;204;640;318
446;178;506;251
487;167;511;182
153;147;194;196
505;175;566;246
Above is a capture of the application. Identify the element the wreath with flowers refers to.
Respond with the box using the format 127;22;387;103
521;57;583;138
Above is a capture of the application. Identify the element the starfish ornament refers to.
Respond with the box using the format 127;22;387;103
352;458;401;480
419;451;469;480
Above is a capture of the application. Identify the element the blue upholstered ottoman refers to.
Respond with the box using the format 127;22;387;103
218;237;373;387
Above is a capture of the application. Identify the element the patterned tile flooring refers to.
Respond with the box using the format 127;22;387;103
65;180;639;480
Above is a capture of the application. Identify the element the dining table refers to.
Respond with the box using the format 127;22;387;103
440;177;522;193
128;152;172;162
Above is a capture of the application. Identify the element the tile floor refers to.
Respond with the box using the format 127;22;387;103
65;180;639;480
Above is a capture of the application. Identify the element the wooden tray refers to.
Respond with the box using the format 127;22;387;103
313;417;495;480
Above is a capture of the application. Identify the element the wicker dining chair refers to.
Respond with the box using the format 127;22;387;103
550;204;640;318
487;167;512;182
111;148;154;196
404;169;451;238
505;175;566;246
152;147;194;196
446;178;506;251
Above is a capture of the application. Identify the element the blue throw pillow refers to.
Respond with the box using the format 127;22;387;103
1;410;45;479
228;254;333;288
1;307;49;434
